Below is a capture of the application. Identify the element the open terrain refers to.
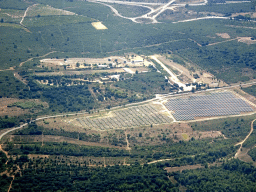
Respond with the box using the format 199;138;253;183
0;0;256;191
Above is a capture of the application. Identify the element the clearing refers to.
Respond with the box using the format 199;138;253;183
0;98;48;117
216;33;230;39
91;22;108;30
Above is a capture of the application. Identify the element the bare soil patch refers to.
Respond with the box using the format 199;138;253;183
158;56;195;83
165;164;203;173
237;37;256;45
0;98;47;117
236;147;253;163
28;154;49;159
233;88;256;107
37;117;88;133
34;68;126;76
9;135;124;149
216;33;230;39
26;4;76;17
91;22;107;30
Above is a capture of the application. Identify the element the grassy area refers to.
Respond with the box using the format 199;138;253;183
248;147;256;161
0;0;32;10
182;133;189;140
187;2;254;15
177;39;256;84
0;9;24;24
23;15;93;27
115;71;170;95
110;4;150;17
189;115;256;141
0;26;49;70
0;71;28;98
8;101;44;109
242;85;256;97
26;4;76;17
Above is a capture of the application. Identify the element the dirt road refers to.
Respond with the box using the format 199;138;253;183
20;4;38;25
234;119;256;158
125;132;131;151
19;51;57;67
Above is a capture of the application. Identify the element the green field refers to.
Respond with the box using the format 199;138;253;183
0;0;254;85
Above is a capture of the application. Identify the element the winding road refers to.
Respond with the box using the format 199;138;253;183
234;119;256;158
88;0;249;24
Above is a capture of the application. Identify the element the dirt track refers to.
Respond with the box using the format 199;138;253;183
234;119;256;158
19;51;57;67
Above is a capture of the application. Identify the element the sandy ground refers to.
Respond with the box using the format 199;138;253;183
26;4;76;17
165;164;203;173
34;68;127;76
237;37;256;45
158;56;195;82
91;22;108;30
8;134;124;149
40;55;151;69
216;33;230;39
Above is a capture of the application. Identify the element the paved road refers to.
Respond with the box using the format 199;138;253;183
0;123;28;141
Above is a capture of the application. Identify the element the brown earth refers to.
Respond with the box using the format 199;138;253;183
0;98;48;117
216;33;230;39
7;135;124;149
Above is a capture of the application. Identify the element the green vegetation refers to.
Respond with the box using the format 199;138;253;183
181;133;188;140
0;26;49;70
0;175;12;192
15;122;102;143
0;9;24;24
177;40;256;83
23;15;93;27
132;138;237;164
167;55;186;66
0;0;32;10
9;142;129;157
10;157;178;192
0;0;256;190
0;151;7;172
242;123;256;148
248;147;256;161
189;116;254;141
0;114;36;130
0;116;18;129
8;101;44;110
0;71;28;98
115;72;171;96
42;85;95;113
110;4;150;17
173;159;256;191
243;85;256;97
187;3;253;15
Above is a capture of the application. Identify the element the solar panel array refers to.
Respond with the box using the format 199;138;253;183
77;104;172;130
164;92;254;121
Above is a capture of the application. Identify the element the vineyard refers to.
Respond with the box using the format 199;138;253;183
76;104;172;130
